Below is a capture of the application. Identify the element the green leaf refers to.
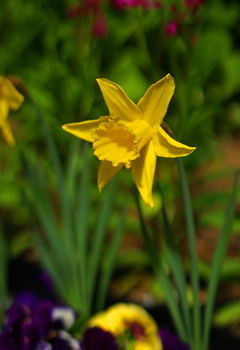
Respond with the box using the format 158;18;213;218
194;30;232;81
75;142;92;316
214;300;240;326
158;183;192;345
177;159;201;350
96;208;125;312
88;176;119;313
134;187;188;342
203;170;240;350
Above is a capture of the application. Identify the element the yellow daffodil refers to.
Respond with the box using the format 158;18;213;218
88;303;162;350
0;76;24;146
62;74;195;207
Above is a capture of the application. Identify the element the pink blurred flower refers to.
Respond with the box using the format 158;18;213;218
185;0;205;9
67;0;108;38
165;20;178;36
92;14;108;37
170;4;178;14
67;5;81;18
110;0;162;9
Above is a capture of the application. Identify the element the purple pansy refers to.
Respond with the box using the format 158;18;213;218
159;328;190;350
0;295;80;350
82;327;118;350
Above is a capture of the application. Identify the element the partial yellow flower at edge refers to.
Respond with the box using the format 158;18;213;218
0;76;25;146
62;74;195;207
88;303;162;350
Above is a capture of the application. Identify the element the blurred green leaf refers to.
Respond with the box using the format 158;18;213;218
214;300;240;326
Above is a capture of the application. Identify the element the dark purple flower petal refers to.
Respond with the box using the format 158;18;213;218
0;328;23;350
0;303;32;350
38;272;55;299
23;319;42;350
82;327;117;350
15;292;40;310
159;328;190;350
33;301;54;336
34;340;52;350
0;298;79;350
7;303;32;327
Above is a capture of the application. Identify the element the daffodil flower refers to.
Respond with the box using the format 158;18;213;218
62;74;195;207
0;76;24;146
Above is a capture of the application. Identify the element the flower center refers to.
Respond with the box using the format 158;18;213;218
92;119;153;169
92;119;139;168
125;321;145;341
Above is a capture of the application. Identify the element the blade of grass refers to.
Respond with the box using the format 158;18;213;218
33;230;66;299
28;96;71;226
21;154;63;257
29;96;80;308
177;158;201;350
95;207;126;312
157;183;192;347
75;142;92;316
134;188;188;341
88;177;118;313
20;176;69;295
202;169;239;350
29;95;74;266
65;139;81;204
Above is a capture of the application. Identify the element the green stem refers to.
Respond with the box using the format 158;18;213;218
177;158;201;350
202;170;240;350
134;188;188;341
158;183;193;347
96;207;125;312
135;8;152;68
88;177;118;313
75;142;92;316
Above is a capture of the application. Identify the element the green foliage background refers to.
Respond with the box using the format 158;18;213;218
0;0;240;328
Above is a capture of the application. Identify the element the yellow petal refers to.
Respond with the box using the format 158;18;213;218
0;77;24;110
96;78;141;122
0;99;9;124
62;117;108;142
131;141;157;208
0;100;15;145
153;125;196;157
137;74;175;126
1;120;15;146
98;160;123;191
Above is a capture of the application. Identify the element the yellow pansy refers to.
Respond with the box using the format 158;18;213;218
0;76;24;146
62;74;195;207
88;303;162;350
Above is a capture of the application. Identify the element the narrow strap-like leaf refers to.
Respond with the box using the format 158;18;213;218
134;188;188;341
29;96;79;303
88;177;118;311
75;142;92;316
158;183;192;346
20;184;69;301
21;154;63;259
177;158;201;350
203;169;239;350
65;139;81;205
96;207;125;312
